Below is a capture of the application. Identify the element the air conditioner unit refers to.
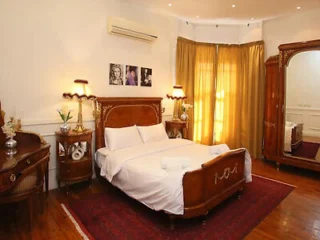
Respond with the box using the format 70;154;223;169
107;17;157;42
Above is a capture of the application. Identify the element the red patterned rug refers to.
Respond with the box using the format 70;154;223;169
62;175;294;240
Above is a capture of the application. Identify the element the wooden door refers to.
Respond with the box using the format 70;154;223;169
263;55;279;159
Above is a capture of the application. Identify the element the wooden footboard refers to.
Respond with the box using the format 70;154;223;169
95;148;247;224
177;149;246;219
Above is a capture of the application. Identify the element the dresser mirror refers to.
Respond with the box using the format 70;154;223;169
278;40;320;166
283;50;320;161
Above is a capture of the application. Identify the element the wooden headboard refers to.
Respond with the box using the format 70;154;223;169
95;97;163;150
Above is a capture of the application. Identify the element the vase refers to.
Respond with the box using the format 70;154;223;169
60;122;70;133
5;137;17;149
181;112;188;121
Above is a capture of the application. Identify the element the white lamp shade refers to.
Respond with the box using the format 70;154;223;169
167;85;186;99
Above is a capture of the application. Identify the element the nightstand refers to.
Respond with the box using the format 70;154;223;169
165;120;188;139
55;129;93;193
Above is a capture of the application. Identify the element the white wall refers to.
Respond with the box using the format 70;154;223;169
195;24;240;43
239;23;263;44
0;0;179;190
263;8;320;59
194;22;262;44
177;20;196;40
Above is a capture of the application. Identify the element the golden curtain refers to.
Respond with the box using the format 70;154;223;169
193;43;217;145
214;42;264;157
176;37;196;140
176;37;264;157
214;45;241;149
239;42;265;158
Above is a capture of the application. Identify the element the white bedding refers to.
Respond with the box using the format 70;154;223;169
96;139;252;215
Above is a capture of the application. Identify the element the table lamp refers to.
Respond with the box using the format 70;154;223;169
166;85;186;121
63;79;96;132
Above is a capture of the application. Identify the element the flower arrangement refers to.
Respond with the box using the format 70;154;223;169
57;105;73;123
181;103;193;113
1;117;19;138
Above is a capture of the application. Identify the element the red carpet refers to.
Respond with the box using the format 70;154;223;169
62;175;294;240
292;141;320;159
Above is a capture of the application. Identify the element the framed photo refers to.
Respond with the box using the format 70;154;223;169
141;67;152;87
125;65;138;86
109;63;124;85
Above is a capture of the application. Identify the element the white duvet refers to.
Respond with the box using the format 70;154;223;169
96;139;252;215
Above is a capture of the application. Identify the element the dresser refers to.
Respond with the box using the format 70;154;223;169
0;131;50;194
0;131;50;230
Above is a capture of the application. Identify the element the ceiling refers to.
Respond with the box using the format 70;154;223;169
126;0;320;24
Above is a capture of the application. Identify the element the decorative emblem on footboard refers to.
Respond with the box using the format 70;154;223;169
214;164;238;185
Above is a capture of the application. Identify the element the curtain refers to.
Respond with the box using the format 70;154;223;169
176;37;196;140
239;41;265;158
214;45;241;149
175;37;265;157
193;43;217;145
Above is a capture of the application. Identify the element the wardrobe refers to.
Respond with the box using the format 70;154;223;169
263;39;320;172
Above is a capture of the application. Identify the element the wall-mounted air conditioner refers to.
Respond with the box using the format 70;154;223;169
107;17;157;42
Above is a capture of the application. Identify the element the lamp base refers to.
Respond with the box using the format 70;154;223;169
73;123;86;133
73;99;86;133
172;116;181;122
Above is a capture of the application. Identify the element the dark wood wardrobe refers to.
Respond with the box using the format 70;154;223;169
263;39;320;172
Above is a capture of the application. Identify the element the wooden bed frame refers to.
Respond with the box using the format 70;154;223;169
94;97;247;225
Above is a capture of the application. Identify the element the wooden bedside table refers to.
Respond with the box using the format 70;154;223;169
55;129;93;193
165;120;188;139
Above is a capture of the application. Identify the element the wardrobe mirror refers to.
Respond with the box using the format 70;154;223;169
283;50;320;161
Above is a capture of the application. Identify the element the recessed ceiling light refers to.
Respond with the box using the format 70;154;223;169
168;3;172;7
232;4;236;8
297;6;301;10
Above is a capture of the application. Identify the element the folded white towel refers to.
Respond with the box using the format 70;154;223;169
161;157;190;171
208;144;230;155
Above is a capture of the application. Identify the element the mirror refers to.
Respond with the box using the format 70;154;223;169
283;50;320;161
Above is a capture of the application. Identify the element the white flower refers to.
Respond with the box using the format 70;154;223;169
1;121;17;138
182;103;193;112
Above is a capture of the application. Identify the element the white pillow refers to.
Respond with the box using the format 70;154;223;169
137;123;169;143
105;125;143;151
104;131;109;150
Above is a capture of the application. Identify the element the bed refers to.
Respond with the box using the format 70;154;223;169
94;97;251;226
284;121;303;152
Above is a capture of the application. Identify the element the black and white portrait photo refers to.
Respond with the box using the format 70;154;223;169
125;65;138;86
141;67;152;87
109;63;124;85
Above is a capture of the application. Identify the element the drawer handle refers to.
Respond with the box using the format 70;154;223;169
10;174;16;182
27;159;31;165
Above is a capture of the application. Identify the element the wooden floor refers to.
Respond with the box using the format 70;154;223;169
1;159;320;240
